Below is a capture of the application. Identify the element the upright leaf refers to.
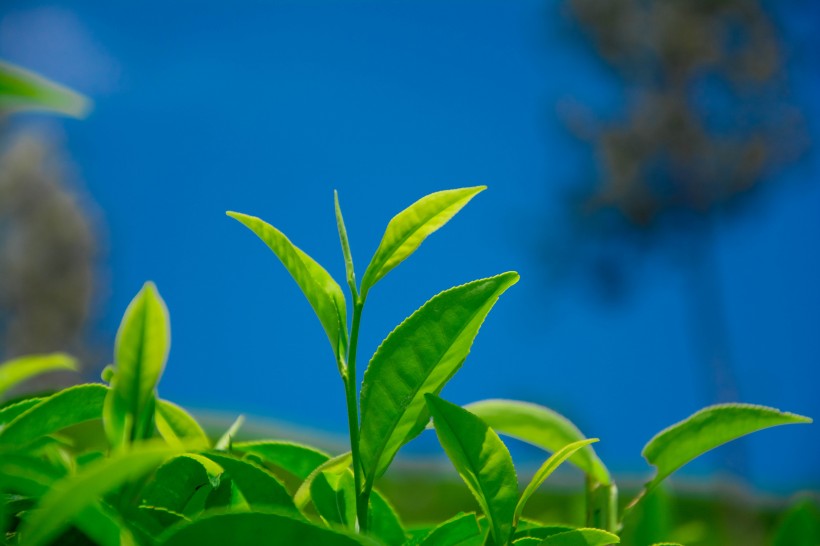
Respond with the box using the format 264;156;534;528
464;399;610;486
359;272;518;487
0;353;76;399
514;439;599;525
426;395;518;546
159;510;373;546
0;383;107;448
104;282;170;448
360;187;486;296
227;211;347;363
19;439;192;546
641;404;811;495
334;190;357;296
0;60;90;117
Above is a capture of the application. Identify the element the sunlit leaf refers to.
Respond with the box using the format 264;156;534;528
0;383;106;448
156;399;209;446
0;353;76;399
359;273;518;487
641;404;811;495
514;439;599;525
368;489;406;546
426;394;518;546
233;440;330;480
311;466;356;528
360;187;485;296
104;282;170;448
227;211;348;363
464;399;610;485
294;452;352;510
0;60;90;117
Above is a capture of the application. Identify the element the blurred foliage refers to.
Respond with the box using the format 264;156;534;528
0;133;101;383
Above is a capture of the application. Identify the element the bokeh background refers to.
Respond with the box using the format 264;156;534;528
1;0;818;496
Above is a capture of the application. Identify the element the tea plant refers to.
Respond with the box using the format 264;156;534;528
0;187;813;546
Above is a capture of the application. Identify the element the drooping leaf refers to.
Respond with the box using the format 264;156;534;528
233;440;330;480
0;353;76;399
310;466;356;528
19;439;192;546
203;452;294;511
426;395;518;546
514;439;599;525
539;528;620;545
464;399;610;486
0;60;90;117
369;490;407;546
359;273;518;487
641;404;811;495
155;399;209;446
294;452;352;510
159;509;373;546
360;187;486;296
0;383;107;448
227;211;348;363
416;512;486;546
104;282;171;448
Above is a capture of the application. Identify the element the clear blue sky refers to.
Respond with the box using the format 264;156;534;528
2;0;818;491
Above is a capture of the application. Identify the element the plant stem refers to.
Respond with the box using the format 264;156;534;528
586;477;619;534
345;298;367;532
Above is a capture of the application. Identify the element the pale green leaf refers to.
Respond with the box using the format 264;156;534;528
464;399;610;485
359;272;518;487
539;528;620;545
0;60;90;117
155;399;209;446
19;439;193;546
360;186;485;296
515;439;599;525
104;282;170;448
417;512;486;546
642;404;811;494
0;383;107;448
214;415;245;451
0;353;76;399
233;440;330;480
426;394;518;546
311;466;356;528
294;452;352;510
159;509;374;546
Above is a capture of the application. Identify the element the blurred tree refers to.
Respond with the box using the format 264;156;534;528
557;0;806;477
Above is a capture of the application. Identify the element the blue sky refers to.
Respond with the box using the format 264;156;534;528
2;0;818;491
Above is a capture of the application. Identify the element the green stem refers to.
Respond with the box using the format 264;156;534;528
345;299;367;532
586;476;619;534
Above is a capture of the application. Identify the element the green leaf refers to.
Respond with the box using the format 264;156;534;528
360;186;485;296
0;397;43;425
294;452;353;510
310;466;356;528
0;383;107;448
359;272;518;486
214;415;245;451
0;60;90;117
19;439;193;546
155;399;209;446
203;452;294;511
139;455;215;516
334;190;358;297
159;509;373;546
514;439;599;525
0;353;76;399
417;512;486;546
104;282;171;448
368;490;407;546
233;440;330;480
464;399;610;485
539;528;620;545
513;526;576;541
641;404;812;494
227;211;348;363
772;498;820;546
426;394;518;546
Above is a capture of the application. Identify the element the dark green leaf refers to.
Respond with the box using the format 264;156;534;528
203;452;294;510
233;440;330;480
0;397;43;426
359;273;518;486
426;395;518;546
368;490;407;546
227;211;348;363
360;187;486;296
0;60;90;117
159;510;374;546
417;512;486;546
140;455;218;515
0;383;107;448
104;282;171;448
772;498;820;546
464;399;610;485
0;353;76;399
